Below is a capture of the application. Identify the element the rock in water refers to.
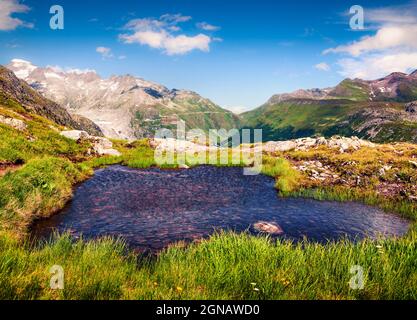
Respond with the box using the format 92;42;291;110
253;221;284;235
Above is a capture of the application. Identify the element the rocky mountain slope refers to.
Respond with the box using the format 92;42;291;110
8;59;239;140
0;65;103;136
241;71;417;143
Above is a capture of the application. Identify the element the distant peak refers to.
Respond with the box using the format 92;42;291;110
384;71;408;78
8;59;38;79
410;69;417;77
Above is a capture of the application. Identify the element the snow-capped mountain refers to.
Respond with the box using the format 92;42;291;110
8;59;239;140
0;64;103;136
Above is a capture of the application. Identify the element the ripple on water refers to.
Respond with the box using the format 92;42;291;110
31;165;410;252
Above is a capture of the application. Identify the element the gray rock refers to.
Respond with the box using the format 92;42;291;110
90;137;121;156
0;115;27;131
60;130;121;156
253;222;284;235
60;130;90;141
264;140;297;152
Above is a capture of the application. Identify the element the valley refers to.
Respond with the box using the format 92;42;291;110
1;61;417;300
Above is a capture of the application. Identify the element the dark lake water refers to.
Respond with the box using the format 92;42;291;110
31;165;410;252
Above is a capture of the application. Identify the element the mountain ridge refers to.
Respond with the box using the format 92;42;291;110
242;70;417;143
7;59;239;140
265;70;417;105
0;65;103;136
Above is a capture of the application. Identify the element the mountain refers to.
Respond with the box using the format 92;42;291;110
0;65;103;136
241;71;417;143
8;59;239;140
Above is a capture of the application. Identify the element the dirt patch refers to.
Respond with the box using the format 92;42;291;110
0;163;23;177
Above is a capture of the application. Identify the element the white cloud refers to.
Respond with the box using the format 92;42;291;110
196;22;220;31
96;46;114;59
160;13;191;24
119;14;215;55
324;1;417;79
337;52;417;79
0;0;33;31
314;62;330;71
324;25;417;56
365;1;417;25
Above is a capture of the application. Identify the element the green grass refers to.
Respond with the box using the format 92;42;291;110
0;157;91;234
0;106;89;164
261;156;302;193
2;96;417;300
121;139;157;168
1;231;417;300
288;186;417;221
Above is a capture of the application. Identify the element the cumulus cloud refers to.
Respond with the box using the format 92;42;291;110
337;52;417;79
119;14;215;55
96;46;114;59
196;22;220;31
314;62;331;71
0;0;33;31
324;25;417;57
324;1;417;79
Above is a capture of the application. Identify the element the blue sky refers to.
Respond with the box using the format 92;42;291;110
1;0;417;112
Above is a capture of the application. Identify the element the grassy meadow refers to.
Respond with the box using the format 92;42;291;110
1;97;417;300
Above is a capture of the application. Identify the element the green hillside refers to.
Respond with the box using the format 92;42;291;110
241;73;417;143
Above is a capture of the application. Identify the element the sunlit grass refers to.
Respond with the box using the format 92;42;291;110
1;231;417;300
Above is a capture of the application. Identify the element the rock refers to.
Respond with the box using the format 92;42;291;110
60;130;121;156
253;222;284;235
0;115;27;131
264;140;297;152
90;137;121;156
149;136;375;158
405;101;417;113
100;148;121;156
60;130;90;141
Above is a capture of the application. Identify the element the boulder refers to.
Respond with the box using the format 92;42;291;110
264;140;297;152
253;222;284;235
90;137;121;156
60;130;90;141
60;130;121;156
0;115;27;131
